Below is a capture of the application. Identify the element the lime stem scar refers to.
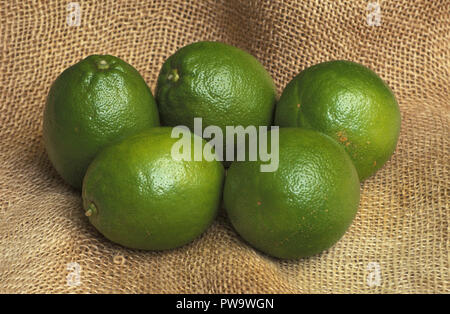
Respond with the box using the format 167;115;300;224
85;202;97;217
96;59;109;70
167;69;179;82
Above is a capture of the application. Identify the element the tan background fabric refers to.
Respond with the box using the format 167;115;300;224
0;0;448;294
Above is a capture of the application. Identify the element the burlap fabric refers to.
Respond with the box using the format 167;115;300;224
0;0;448;294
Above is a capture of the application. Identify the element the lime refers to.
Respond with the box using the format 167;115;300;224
156;41;277;162
275;60;401;181
223;128;360;259
82;127;224;250
43;55;160;189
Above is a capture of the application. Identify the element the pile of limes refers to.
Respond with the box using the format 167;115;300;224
43;41;400;259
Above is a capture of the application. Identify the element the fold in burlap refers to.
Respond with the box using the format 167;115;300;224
0;0;448;293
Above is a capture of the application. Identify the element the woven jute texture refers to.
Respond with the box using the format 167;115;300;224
0;0;448;294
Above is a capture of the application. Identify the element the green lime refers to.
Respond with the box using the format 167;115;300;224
155;41;277;162
274;60;401;181
43;55;160;189
82;127;224;250
223;128;360;259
